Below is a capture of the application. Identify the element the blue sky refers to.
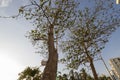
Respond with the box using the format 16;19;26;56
0;0;42;80
0;0;120;80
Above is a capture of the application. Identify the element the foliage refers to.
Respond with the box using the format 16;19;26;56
57;68;93;80
99;74;111;80
18;66;42;80
18;67;111;80
18;0;77;53
18;0;78;80
61;0;120;70
61;0;120;79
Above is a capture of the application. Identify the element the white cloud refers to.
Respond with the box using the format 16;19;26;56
0;0;12;7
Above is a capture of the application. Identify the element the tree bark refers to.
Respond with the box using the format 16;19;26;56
88;56;99;80
85;45;99;80
42;25;58;80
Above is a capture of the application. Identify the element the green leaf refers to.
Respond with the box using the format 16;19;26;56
55;1;59;5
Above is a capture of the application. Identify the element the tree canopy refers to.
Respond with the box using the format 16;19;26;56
17;0;77;80
61;0;120;79
18;67;42;80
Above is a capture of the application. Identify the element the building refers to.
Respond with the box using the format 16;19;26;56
110;70;119;80
116;0;120;4
109;57;120;80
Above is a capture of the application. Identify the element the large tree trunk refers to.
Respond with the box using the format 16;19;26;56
42;25;58;80
88;56;99;80
85;46;99;80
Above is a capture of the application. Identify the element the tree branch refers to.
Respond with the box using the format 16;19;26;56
32;1;52;25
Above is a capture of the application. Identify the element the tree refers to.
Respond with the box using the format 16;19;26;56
18;0;77;80
81;68;87;80
18;66;42;80
99;74;112;80
68;68;94;80
62;74;68;80
61;0;120;80
87;75;94;80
